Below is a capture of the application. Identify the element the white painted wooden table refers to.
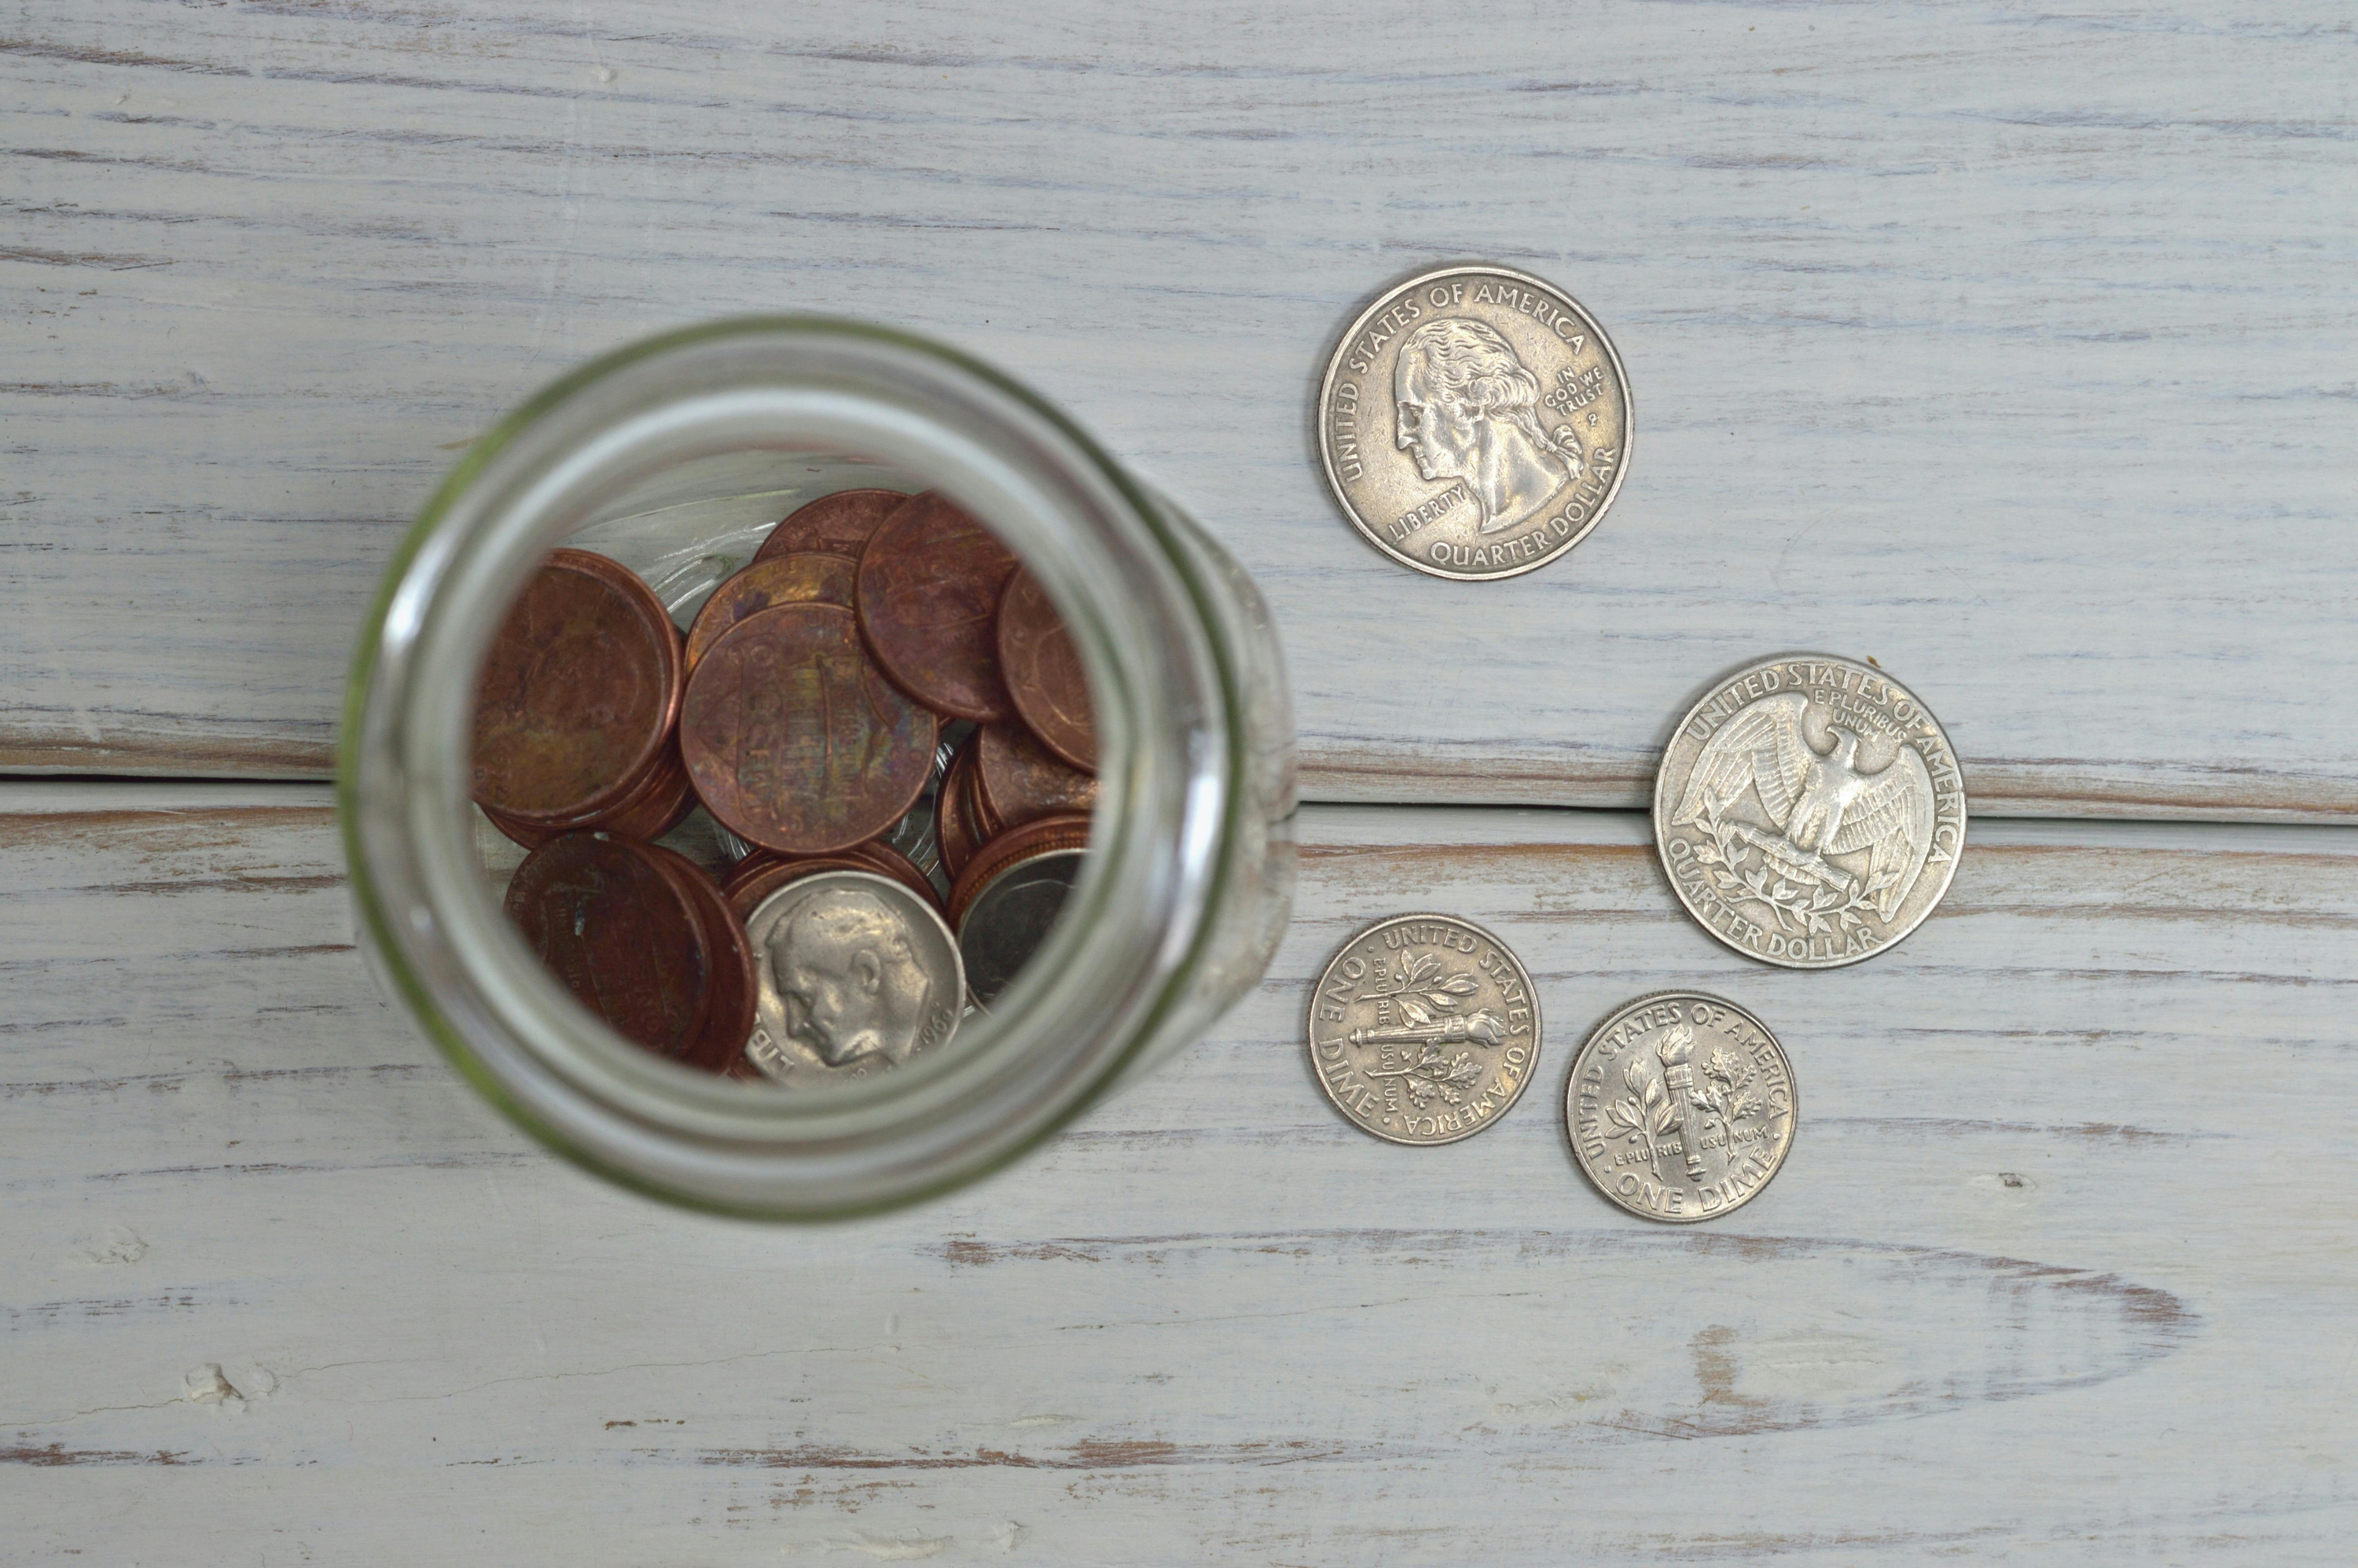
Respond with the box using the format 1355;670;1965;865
4;4;2355;1562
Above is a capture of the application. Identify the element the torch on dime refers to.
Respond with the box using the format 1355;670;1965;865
1306;913;1540;1146
1565;992;1796;1224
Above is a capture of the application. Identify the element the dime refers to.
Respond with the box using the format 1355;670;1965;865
739;868;964;1087
1565;993;1795;1224
1653;654;1967;968
973;721;1097;835
935;736;985;880
754;487;909;564
996;567;1096;772
503;832;711;1063
479;740;695;850
644;842;760;1074
683;553;858;667
1317;265;1632;581
1306;913;1540;1146
947;812;1092;933
951;818;1092;1008
855;492;1020;721
472;548;684;821
680;603;938;855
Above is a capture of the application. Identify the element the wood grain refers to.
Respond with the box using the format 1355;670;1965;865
3;4;2355;816
5;784;2355;1560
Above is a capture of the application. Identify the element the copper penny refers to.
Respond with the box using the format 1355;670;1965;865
473;548;684;823
975;721;1099;835
935;736;985;880
503;832;711;1062
856;492;1020;721
722;854;882;924
754;487;909;564
684;553;858;668
948;813;1094;931
681;603;938;855
996;567;1096;772
645;843;759;1073
481;740;695;850
725;839;942;917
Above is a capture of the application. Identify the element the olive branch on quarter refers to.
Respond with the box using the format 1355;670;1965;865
1689;804;1897;938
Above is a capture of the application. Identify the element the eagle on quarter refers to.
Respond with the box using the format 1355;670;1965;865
1669;694;1935;920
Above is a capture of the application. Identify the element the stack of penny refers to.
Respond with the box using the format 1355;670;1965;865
472;487;1100;1083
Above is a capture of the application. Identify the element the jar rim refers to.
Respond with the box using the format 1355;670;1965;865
340;317;1251;1217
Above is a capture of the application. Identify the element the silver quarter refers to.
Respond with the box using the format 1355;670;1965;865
741;869;964;1087
1317;264;1632;580
1654;653;1967;968
957;847;1082;1008
1306;913;1541;1145
1566;992;1796;1224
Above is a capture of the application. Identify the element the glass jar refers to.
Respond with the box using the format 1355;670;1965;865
341;319;1295;1217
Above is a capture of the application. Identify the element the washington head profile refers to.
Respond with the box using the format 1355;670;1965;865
1394;317;1585;535
766;885;934;1068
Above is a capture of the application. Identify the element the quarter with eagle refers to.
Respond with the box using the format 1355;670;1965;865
1653;654;1967;969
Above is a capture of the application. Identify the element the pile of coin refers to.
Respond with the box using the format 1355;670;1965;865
473;489;1099;1083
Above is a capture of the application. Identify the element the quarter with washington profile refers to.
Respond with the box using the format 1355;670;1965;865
1654;654;1967;968
1317;264;1631;580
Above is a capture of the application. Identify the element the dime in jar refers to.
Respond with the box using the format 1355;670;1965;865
754;487;909;564
1566;993;1795;1223
949;815;1092;1008
740;868;964;1086
1306;913;1540;1146
1654;653;1967;968
855;492;1020;721
1317;265;1631;580
472;548;684;822
680;603;938;855
996;567;1096;771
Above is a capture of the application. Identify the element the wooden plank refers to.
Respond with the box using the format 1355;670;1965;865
3;4;2355;816
4;784;2355;1559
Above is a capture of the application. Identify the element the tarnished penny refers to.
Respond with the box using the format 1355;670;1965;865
740;870;965;1088
1566;993;1796;1224
947;813;1093;933
1317;265;1631;580
1654;654;1967;969
723;854;880;917
996;567;1096;771
481;741;695;850
725;838;942;916
957;846;1085;1009
684;553;857;668
472;549;683;821
681;603;938;855
503;832;711;1062
973;722;1097;836
1306;913;1540;1146
935;737;985;880
643;843;759;1074
755;488;909;564
856;492;1019;721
